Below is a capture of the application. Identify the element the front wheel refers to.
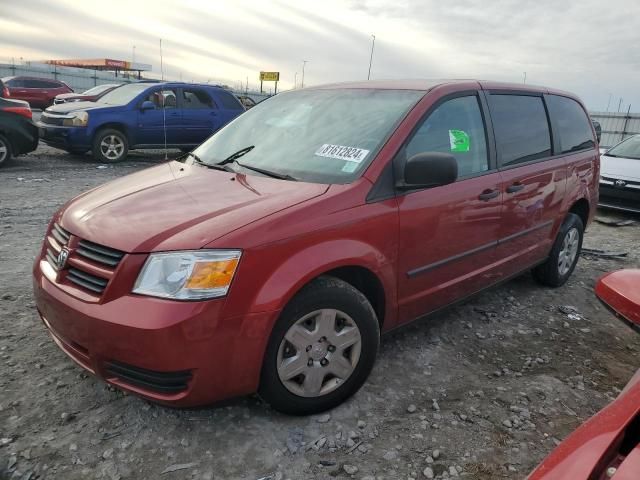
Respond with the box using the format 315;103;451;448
533;213;584;287
92;128;128;163
0;134;12;167
259;276;379;415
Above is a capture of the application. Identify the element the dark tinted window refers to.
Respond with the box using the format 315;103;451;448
6;78;24;87
23;79;59;88
182;88;214;109
216;90;243;110
489;94;551;166
406;95;488;176
546;95;595;153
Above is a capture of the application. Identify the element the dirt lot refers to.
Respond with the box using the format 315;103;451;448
1;146;639;480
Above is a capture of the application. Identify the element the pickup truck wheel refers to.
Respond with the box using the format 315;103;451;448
0;134;12;167
259;276;379;415
533;213;584;287
92;129;128;163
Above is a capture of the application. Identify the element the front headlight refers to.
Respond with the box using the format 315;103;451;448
62;111;89;127
133;250;241;300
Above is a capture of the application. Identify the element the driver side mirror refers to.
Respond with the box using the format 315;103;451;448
397;152;458;190
140;100;156;111
592;121;602;143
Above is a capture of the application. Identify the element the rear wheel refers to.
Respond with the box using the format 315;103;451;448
0;134;12;167
533;213;584;287
92;128;128;163
259;276;379;415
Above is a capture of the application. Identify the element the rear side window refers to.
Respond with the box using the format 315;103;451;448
405;95;488;177
546;95;595;153
182;88;215;109
489;94;551;166
215;90;243;110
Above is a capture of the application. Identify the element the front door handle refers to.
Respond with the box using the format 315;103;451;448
478;189;500;201
506;183;525;193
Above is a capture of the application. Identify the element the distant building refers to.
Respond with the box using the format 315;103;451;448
45;58;152;79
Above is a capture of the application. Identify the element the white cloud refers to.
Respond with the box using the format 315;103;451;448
1;0;638;109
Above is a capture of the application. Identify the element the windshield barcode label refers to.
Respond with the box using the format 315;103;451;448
315;144;370;163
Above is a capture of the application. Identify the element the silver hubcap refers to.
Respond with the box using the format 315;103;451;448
0;140;7;162
558;227;580;276
277;309;362;398
100;135;124;160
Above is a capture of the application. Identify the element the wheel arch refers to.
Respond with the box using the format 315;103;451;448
568;197;590;228
93;122;132;144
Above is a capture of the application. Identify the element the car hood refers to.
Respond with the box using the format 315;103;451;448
59;162;329;253
601;154;640;182
45;101;111;114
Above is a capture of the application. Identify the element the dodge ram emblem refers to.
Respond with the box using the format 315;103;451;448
56;248;70;270
614;179;627;188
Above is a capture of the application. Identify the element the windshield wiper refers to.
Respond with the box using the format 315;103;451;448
189;152;235;172
236;161;298;181
218;146;255;165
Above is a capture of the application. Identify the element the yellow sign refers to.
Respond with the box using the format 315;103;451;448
260;71;280;82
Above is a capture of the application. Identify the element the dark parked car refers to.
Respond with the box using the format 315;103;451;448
34;80;598;414
38;82;244;162
599;135;640;213
1;76;73;109
0;97;38;167
54;84;120;104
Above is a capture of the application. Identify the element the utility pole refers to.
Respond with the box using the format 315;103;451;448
368;35;376;80
301;60;308;88
523;71;526;84
618;97;623;112
606;93;612;112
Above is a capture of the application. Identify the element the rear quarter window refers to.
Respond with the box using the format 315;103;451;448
489;94;552;167
214;90;243;110
546;95;595;153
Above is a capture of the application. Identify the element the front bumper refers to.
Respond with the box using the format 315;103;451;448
37;122;92;150
598;180;640;213
33;259;278;407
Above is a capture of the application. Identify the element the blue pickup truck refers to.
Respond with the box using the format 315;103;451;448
38;82;245;162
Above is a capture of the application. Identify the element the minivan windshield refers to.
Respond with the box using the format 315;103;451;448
83;84;116;95
606;135;640;160
98;83;152;106
192;88;424;183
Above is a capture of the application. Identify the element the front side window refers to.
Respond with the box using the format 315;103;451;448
146;88;177;109
192;88;423;184
546;95;595;153
405;95;489;177
489;94;551;166
606;135;640;160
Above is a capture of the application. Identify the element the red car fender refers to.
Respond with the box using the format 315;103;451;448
245;239;397;328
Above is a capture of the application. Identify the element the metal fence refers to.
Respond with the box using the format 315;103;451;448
589;111;640;148
0;62;270;104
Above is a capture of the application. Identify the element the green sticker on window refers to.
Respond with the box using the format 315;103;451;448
449;129;470;152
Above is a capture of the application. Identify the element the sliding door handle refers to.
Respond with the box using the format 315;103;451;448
478;189;500;201
506;183;525;193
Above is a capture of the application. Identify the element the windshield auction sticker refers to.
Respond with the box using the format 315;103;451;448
315;144;370;163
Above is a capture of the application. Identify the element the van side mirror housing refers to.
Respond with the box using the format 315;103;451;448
141;100;156;111
397;152;458;190
592;121;602;143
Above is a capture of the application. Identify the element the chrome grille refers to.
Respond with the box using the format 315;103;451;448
67;268;109;293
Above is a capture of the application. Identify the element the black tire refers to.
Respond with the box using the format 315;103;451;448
259;276;380;415
92;128;128;163
533;213;584;287
0;134;12;167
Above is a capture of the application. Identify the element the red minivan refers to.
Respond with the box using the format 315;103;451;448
33;80;599;414
2;76;73;109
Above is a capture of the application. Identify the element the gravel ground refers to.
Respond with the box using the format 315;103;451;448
1;146;639;480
